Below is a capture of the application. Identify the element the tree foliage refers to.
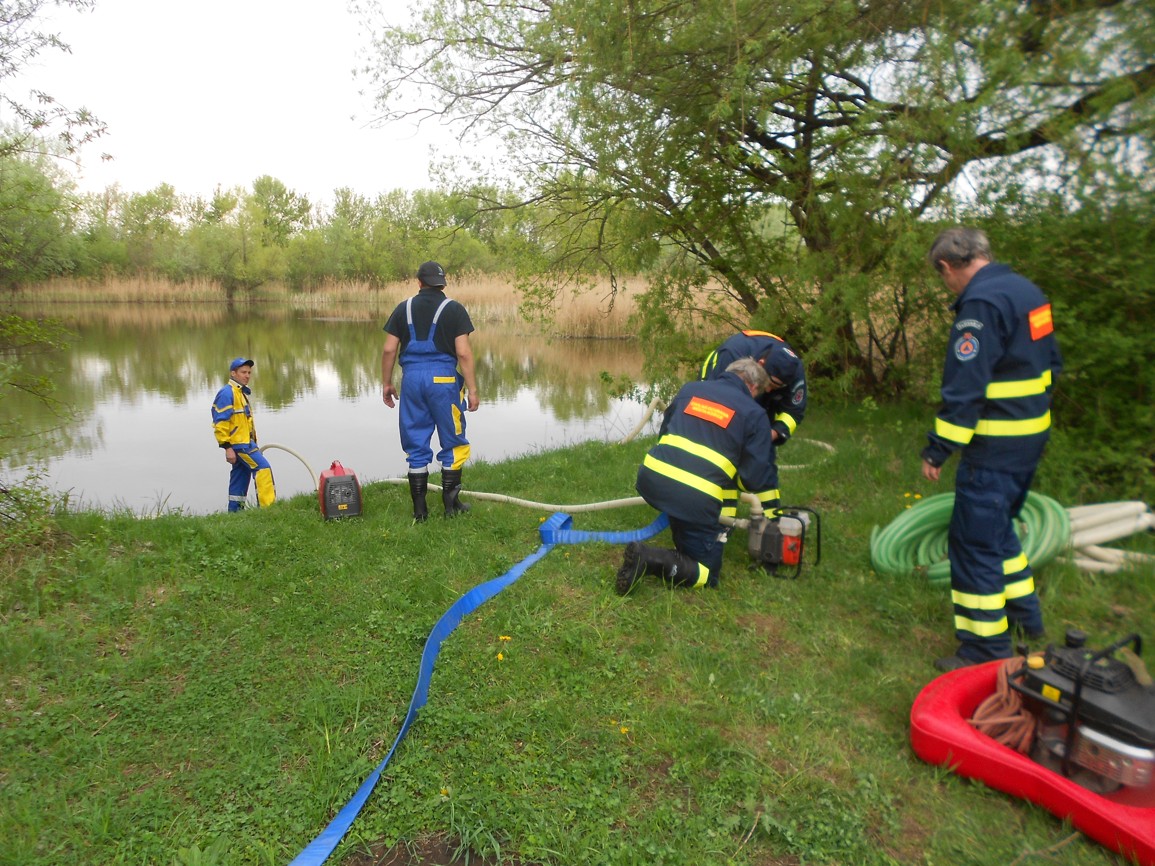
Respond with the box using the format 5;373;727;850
987;185;1155;501
360;0;1155;388
0;152;77;289
0;0;106;159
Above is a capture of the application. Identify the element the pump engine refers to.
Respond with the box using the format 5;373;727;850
1010;631;1155;804
747;506;821;578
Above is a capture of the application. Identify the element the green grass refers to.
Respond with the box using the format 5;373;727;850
2;402;1153;866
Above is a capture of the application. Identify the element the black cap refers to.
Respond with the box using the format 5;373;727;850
416;261;447;287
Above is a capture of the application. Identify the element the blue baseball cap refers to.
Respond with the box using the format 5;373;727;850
229;357;255;371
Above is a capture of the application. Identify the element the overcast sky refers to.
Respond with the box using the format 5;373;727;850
13;0;467;206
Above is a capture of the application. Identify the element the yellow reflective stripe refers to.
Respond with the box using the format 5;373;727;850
1005;575;1036;599
935;417;975;445
720;504;738;519
757;489;781;506
1003;553;1029;576
700;351;718;379
774;411;798;434
433;376;456;383
955;615;1008;637
975;411;1051;437
691;562;710;588
986;370;1052;399
952;589;1005;611
642;454;726;501
659;434;737;477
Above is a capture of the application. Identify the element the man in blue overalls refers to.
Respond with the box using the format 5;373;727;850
921;227;1062;671
382;261;480;521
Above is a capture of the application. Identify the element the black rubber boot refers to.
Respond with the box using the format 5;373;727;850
616;541;646;595
616;543;702;594
407;472;429;523
441;468;470;517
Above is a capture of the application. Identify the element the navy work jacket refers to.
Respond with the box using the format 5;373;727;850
637;372;779;527
922;263;1062;471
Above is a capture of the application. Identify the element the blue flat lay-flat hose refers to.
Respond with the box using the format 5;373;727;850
870;491;1071;587
286;511;670;866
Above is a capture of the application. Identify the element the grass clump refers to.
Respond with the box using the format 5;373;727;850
2;403;1152;865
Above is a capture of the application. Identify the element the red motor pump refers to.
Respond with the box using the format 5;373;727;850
318;461;363;520
747;506;822;578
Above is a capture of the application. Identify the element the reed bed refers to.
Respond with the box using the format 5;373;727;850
15;272;746;341
25;275;227;304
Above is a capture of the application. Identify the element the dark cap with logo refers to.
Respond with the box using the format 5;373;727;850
761;344;801;385
229;357;255;371
416;261;447;287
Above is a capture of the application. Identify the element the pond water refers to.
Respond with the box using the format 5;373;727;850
3;303;658;515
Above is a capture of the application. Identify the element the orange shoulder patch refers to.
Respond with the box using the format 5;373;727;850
685;397;735;428
1029;304;1054;341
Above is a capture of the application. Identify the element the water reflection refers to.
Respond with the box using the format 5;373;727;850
3;303;657;514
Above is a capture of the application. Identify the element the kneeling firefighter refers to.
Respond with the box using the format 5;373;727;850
618;357;781;594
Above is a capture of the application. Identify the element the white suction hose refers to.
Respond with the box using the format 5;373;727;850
1058;501;1155;574
258;443;318;489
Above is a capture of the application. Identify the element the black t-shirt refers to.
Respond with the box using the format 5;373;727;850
383;289;475;358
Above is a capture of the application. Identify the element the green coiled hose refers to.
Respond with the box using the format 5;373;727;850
870;491;1071;587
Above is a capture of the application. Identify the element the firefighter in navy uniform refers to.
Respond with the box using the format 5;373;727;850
382;261;480;521
921;227;1062;672
701;330;806;447
211;357;277;512
617;357;781;594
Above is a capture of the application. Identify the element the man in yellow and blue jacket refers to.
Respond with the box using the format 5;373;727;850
617;357;781;594
211;357;276;512
921;227;1062;671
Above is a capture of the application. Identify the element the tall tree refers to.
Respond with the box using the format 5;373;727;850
361;0;1155;389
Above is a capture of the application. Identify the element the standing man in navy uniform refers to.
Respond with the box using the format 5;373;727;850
617;357;781;594
701;330;806;448
382;261;479;521
921;227;1062;671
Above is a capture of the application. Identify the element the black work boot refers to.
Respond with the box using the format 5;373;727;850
616;542;645;595
441;468;470;517
616;544;703;594
644;547;703;588
407;472;429;523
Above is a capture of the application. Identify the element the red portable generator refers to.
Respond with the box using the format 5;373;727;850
318;461;362;520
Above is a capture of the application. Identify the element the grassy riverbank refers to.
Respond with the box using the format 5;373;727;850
3;404;1153;866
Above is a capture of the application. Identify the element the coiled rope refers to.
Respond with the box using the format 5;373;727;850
967;657;1035;753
